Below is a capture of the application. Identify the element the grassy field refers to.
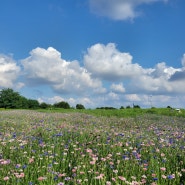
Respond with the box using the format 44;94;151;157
0;109;185;184
37;107;185;118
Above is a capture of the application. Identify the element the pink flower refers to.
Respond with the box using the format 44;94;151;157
29;158;34;163
86;149;92;153
20;173;25;178
90;160;96;165
109;161;114;165
118;176;126;181
38;176;47;181
3;176;9;181
161;153;165;157
160;167;166;171
58;173;66;177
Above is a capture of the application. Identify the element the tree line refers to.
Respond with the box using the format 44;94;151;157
0;88;85;109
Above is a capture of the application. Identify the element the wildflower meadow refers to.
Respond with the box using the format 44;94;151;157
0;110;185;185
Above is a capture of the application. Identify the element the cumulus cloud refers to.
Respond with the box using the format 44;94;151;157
110;83;126;93
89;0;168;21
21;47;103;95
84;43;185;95
167;54;185;82
0;54;21;88
84;43;143;80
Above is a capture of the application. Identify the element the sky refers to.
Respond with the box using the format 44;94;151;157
0;0;185;109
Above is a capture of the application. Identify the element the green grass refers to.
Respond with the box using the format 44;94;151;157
37;107;185;118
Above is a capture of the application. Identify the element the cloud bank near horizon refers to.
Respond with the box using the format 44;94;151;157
0;43;185;108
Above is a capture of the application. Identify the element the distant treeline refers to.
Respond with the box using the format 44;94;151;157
0;88;85;109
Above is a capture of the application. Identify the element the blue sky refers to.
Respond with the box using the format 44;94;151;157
0;0;185;108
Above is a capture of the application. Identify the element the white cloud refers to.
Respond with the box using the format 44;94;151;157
1;44;185;109
125;94;141;102
107;92;119;101
84;43;143;80
182;54;185;67
84;43;185;95
0;54;21;88
22;47;103;95
110;83;126;93
89;0;168;21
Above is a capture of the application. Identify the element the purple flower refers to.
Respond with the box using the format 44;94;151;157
57;183;64;185
167;175;174;179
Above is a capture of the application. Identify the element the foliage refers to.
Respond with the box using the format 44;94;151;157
0;88;40;109
0;88;23;109
40;102;50;109
53;101;70;109
76;104;85;109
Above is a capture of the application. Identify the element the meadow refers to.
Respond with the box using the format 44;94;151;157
0;109;185;185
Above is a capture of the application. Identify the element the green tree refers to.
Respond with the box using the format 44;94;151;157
27;99;40;109
40;102;50;109
54;101;70;109
0;88;21;109
76;104;85;109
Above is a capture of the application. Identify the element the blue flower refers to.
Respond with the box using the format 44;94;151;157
167;175;174;179
153;177;158;181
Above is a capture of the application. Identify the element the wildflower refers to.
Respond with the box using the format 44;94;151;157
15;164;21;168
118;176;126;181
106;181;111;185
162;175;167;179
109;161;114;165
161;153;165;157
38;176;47;181
58;173;66;177
90;160;96;165
15;172;25;178
3;176;9;181
113;169;118;173
153;177;158;181
160;167;166;171
57;183;64;185
64;177;71;181
167;174;175;179
29;158;34;163
1;159;11;165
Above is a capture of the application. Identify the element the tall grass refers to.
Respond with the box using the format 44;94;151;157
0;110;185;184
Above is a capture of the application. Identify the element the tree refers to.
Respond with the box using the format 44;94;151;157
76;104;85;109
40;102;50;109
27;99;40;109
54;101;70;109
133;105;140;109
0;88;21;109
